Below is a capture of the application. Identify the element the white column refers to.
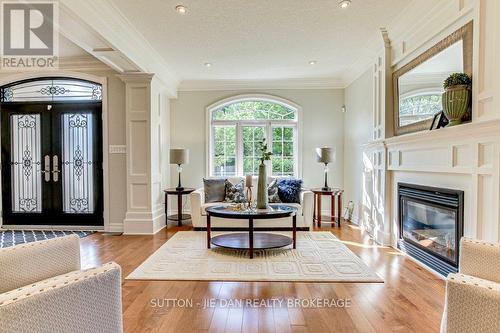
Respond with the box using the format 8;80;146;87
118;73;166;234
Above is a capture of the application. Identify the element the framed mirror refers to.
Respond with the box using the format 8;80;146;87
393;22;473;136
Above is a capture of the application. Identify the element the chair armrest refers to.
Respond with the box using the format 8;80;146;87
190;189;204;226
442;273;500;333
0;262;123;333
301;190;314;226
459;238;500;283
0;235;81;294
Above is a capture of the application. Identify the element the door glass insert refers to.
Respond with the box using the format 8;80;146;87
10;114;42;213
0;79;102;102
62;113;95;213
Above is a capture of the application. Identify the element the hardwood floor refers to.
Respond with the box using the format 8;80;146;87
80;221;445;333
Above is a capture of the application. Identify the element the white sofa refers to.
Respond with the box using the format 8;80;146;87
0;235;123;333
440;237;500;333
190;177;314;229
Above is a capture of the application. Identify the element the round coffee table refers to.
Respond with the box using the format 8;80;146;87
205;204;297;259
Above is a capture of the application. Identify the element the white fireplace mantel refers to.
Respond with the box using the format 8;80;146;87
385;120;500;245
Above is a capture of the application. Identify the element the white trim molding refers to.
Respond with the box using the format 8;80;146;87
118;73;167;235
58;0;179;97
179;78;346;91
386;120;500;244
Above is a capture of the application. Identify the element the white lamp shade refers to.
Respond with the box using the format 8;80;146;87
170;148;189;165
316;147;335;164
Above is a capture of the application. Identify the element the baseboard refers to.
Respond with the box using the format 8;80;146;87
349;215;391;246
107;218;124;233
375;229;392;246
349;214;359;225
193;227;310;232
1;225;104;231
123;210;166;235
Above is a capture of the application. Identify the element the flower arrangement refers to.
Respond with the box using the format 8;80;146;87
443;73;472;90
257;138;272;164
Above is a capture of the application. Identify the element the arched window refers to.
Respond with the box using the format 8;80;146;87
208;96;299;177
0;78;102;102
399;90;442;126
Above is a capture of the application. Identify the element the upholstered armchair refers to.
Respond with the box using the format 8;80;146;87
0;235;123;333
441;238;500;333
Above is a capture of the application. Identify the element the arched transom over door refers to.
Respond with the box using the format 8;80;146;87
0;78;104;226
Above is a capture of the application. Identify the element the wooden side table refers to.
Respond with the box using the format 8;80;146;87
164;188;195;226
312;188;344;228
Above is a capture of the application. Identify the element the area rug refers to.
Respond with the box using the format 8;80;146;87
127;231;383;283
0;230;95;248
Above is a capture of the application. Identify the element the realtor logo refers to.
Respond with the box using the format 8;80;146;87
1;1;58;70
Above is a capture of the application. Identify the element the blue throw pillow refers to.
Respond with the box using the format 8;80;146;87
277;179;302;203
224;179;247;203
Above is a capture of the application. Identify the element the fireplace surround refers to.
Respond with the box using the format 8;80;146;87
398;183;464;276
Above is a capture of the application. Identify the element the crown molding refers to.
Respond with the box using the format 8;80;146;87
117;73;155;84
59;0;179;97
178;77;346;91
58;55;115;72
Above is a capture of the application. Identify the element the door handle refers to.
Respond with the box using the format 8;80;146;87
42;155;51;182
52;155;60;182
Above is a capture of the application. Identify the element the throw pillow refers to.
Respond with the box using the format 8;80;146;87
224;179;247;203
277;178;302;203
268;179;282;203
203;178;226;203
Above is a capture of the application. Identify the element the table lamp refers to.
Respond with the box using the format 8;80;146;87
316;147;335;191
170;148;189;191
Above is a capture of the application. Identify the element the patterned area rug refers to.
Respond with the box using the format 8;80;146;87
127;231;383;282
0;230;95;248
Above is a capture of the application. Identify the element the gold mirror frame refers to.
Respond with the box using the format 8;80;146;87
393;21;473;136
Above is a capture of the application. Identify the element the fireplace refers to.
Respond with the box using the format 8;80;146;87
398;183;464;276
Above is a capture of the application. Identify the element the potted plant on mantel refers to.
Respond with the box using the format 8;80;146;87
442;73;472;126
256;139;272;209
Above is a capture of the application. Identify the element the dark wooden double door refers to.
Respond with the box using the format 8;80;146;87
1;102;103;226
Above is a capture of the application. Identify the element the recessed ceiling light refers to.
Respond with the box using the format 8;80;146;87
204;62;212;67
309;60;317;65
175;4;187;14
338;0;351;9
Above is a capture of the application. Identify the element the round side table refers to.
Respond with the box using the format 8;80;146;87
311;188;344;228
164;188;195;226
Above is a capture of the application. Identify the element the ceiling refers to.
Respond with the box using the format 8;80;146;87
108;0;411;84
59;35;90;57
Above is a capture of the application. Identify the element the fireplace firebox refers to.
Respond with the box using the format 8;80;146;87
398;183;464;276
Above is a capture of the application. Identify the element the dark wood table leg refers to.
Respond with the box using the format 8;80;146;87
313;193;317;222
207;214;211;249
177;194;182;227
249;218;254;259
337;193;342;228
331;194;335;222
292;214;296;249
165;192;168;216
317;194;322;227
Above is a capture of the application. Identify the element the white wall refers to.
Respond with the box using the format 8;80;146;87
170;89;344;212
344;69;373;224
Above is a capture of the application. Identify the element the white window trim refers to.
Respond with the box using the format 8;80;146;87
206;94;303;178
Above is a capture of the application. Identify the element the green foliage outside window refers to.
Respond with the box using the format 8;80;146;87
211;99;297;177
212;101;295;121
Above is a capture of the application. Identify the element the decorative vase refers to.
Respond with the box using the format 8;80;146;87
256;163;268;209
442;85;470;127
